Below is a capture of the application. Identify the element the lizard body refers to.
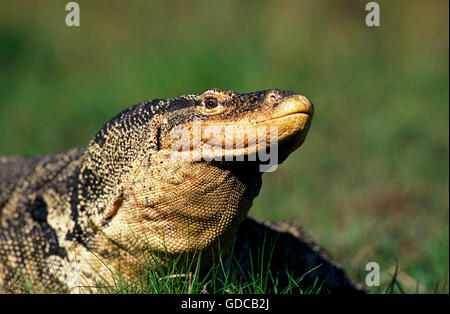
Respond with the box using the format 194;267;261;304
0;89;360;293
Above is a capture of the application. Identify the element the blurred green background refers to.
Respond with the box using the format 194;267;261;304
0;0;448;293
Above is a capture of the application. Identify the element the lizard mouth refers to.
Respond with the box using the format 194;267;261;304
253;94;313;142
267;95;314;120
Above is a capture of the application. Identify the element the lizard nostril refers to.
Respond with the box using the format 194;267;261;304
269;94;277;104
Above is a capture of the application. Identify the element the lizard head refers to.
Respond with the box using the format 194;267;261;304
159;88;314;168
78;88;313;273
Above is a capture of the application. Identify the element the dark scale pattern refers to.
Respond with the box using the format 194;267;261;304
0;88;361;293
29;196;67;258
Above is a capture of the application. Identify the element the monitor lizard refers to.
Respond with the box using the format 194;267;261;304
0;88;361;293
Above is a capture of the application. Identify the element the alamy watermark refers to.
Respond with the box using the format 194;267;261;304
167;120;279;173
65;2;80;27
365;2;380;27
365;262;380;286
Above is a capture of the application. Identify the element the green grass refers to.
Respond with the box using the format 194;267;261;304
88;243;324;295
7;237;325;294
0;0;448;293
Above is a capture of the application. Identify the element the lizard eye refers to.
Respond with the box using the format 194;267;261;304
204;97;219;109
197;96;225;114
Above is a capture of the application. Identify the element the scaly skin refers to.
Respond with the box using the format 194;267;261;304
0;89;361;293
